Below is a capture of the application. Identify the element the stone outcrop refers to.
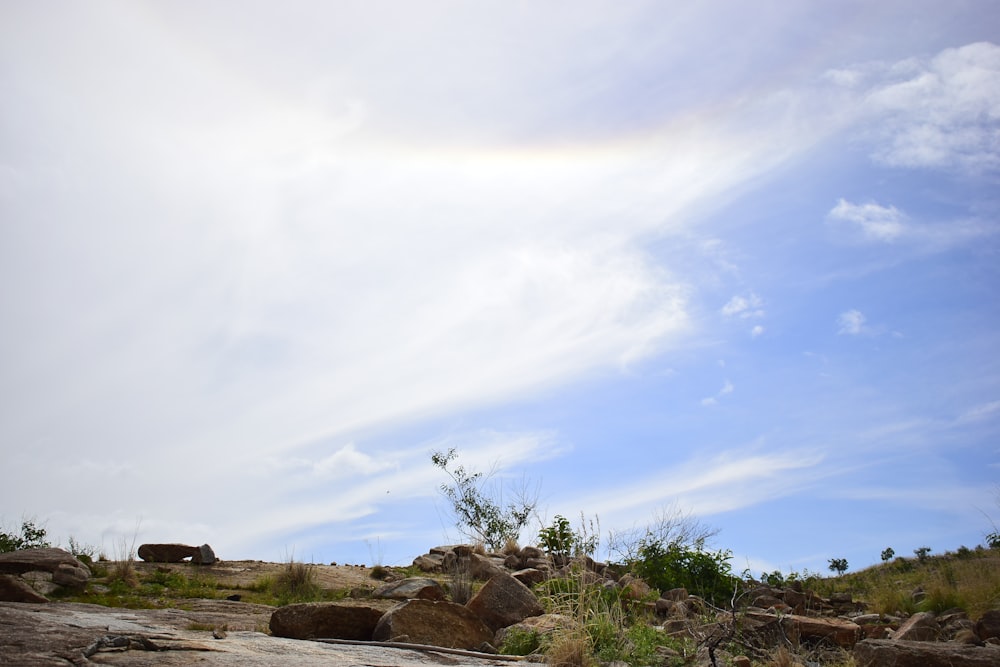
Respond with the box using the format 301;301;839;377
137;543;216;563
372;599;494;649
269;600;397;640
854;638;1000;667
465;571;543;632
373;577;445;601
0;547;90;596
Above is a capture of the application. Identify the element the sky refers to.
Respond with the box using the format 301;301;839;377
2;1;999;577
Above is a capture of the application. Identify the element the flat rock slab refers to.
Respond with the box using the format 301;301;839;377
0;602;517;666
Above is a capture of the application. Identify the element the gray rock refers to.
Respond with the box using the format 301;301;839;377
193;544;217;565
0;548;89;589
854;638;1000;667
373;577;445;601
892;611;939;641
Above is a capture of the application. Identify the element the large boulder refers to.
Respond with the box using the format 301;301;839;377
269;600;397;640
781;614;861;648
137;543;200;563
466;571;543;632
373;577;445;601
854;638;1000;667
0;548;89;589
0;574;49;603
372;599;494;649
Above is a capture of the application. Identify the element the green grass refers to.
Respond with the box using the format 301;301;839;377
812;547;1000;618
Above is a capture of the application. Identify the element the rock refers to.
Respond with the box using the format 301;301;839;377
732;657;751;667
518;546;544;560
780;614;861;648
511;568;546;587
269;600;397;640
192;543;217;565
0;574;49;602
618;574;651;600
411;554;443;572
892;611;939;641
469;553;505;581
854;638;1000;667
466;571;543;632
661;587;688;602
137;543;200;563
976;609;1000;641
0;600;511;667
372;599;494;649
373;577;445;601
0;548;90;589
495;612;578;646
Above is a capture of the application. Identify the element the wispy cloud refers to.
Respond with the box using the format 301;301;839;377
701;380;735;406
828;199;906;242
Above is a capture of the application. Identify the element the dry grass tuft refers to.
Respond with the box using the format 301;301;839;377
502;537;521;556
546;629;596;667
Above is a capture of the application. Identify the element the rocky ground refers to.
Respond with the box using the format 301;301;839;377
0;599;523;666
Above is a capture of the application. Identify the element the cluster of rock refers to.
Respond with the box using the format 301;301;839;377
272;544;1000;667
729;581;1000;666
0;548;91;602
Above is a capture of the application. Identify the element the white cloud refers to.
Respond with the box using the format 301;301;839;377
855;42;1000;171
828;199;906;242
958;400;1000;424
721;292;765;318
837;310;868;335
751;325;765;338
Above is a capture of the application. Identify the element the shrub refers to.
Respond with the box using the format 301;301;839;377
914;547;932;562
881;547;895;562
0;518;50;553
499;627;542;656
539;515;575;559
629;538;735;606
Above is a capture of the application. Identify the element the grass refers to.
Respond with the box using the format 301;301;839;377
813;547;1000;618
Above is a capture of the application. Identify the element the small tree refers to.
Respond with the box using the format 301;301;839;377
880;547;895;562
431;448;537;551
913;546;931;562
828;558;848;576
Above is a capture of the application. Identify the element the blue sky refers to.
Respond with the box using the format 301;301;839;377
2;1;999;576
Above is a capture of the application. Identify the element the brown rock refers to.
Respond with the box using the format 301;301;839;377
780;614;861;648
137;543;200;563
469;553;504;581
495;612;577;646
0;548;89;589
854;638;1000;667
661;587;688;602
466;571;543;632
373;599;494;649
0;574;49;602
412;554;443;572
269;600;397;640
373;577;445;601
976;609;1000;641
892;611;939;641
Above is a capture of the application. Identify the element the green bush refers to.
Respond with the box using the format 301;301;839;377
539;515;575;558
629;538;735;606
0;519;50;553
